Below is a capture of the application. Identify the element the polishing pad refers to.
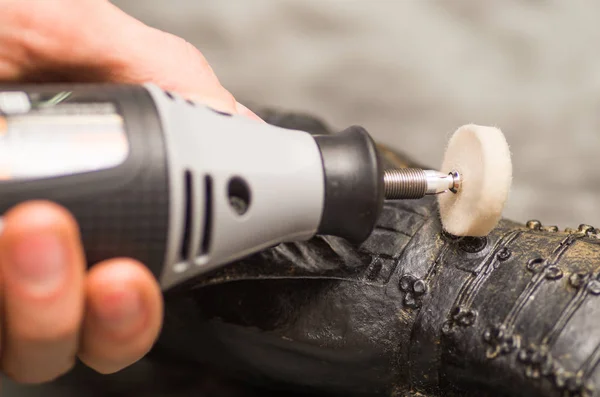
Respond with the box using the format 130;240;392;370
438;124;512;237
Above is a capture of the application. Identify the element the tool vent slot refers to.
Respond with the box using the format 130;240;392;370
165;90;176;100
200;175;214;256
180;170;193;261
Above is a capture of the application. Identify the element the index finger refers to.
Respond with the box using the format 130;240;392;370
0;0;244;114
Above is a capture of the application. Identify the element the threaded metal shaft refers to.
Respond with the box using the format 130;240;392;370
383;168;427;199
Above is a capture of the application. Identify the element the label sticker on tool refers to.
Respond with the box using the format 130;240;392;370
0;91;129;181
0;91;32;115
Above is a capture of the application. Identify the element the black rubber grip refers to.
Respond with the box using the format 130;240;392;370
313;126;384;244
0;84;169;280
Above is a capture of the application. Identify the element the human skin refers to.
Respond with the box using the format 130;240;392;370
0;0;259;384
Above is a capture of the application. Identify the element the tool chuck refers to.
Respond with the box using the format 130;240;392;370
312;127;461;245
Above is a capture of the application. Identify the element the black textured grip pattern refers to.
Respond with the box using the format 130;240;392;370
0;84;169;279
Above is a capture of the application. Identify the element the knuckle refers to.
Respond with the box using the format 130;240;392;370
1;1;37;28
1;2;54;43
2;0;92;31
0;0;103;69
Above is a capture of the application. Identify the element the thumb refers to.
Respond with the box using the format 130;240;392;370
0;0;261;119
124;26;264;120
123;25;240;115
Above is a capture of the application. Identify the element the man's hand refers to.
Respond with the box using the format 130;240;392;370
0;0;259;383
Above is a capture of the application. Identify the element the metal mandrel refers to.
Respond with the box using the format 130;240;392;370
383;168;461;200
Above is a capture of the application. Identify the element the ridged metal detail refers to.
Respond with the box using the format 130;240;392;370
383;168;427;199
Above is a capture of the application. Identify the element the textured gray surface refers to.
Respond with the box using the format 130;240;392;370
6;1;600;395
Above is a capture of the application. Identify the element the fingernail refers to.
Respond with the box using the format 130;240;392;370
235;102;264;122
93;288;143;332
7;233;67;294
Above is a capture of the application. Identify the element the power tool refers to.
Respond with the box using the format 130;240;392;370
0;83;464;290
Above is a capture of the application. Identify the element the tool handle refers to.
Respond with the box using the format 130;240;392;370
0;84;170;279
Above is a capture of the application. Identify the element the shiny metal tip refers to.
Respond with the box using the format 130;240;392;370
383;168;461;200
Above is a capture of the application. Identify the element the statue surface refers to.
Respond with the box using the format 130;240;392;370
154;110;600;397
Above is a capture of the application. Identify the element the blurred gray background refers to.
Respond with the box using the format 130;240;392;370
111;0;600;229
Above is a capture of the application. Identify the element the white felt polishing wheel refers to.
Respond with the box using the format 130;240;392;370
438;124;512;237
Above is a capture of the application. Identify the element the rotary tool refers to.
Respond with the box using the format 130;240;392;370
0;84;510;290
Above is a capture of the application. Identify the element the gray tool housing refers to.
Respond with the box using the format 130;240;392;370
0;83;385;291
146;84;325;289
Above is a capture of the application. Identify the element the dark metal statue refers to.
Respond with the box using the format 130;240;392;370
154;109;600;397
15;110;600;397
